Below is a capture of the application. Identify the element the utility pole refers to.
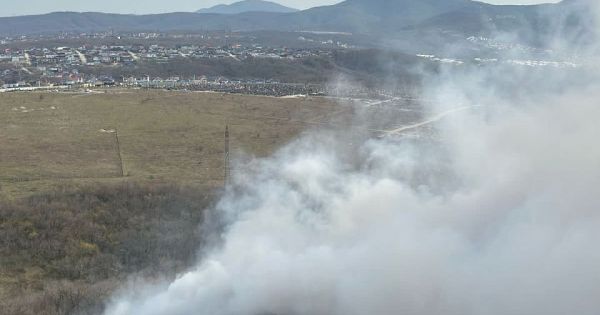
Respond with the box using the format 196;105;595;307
224;125;230;185
114;129;125;177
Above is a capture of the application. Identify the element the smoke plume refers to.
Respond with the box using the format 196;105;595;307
104;5;600;315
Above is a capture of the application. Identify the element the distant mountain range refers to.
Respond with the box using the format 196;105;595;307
0;0;594;48
197;0;298;14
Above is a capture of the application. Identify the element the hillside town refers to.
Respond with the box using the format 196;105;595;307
0;31;360;93
1;44;332;86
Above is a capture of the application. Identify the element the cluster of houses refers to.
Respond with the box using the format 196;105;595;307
1;70;412;99
0;73;323;96
0;42;332;88
0;31;363;95
0;42;331;67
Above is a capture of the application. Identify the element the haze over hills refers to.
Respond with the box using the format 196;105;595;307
0;0;594;48
197;0;298;14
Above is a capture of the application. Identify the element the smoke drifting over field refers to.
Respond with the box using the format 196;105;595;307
105;5;600;315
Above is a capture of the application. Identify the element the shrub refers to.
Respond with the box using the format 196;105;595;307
0;182;215;314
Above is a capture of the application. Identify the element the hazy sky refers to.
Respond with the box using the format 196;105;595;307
1;0;561;17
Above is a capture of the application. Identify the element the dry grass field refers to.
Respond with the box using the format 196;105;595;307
0;90;357;314
0;90;348;199
0;89;425;314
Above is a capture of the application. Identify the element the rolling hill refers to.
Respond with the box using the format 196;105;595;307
197;0;298;14
0;0;594;47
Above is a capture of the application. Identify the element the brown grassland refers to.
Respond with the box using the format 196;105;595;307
0;90;349;314
0;89;347;198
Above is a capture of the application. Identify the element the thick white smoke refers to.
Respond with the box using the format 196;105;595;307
104;5;600;314
104;66;600;315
